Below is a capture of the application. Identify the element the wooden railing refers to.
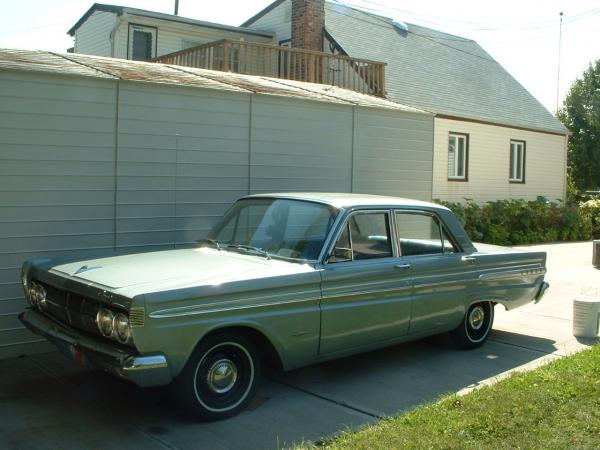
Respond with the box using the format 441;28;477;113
152;39;386;97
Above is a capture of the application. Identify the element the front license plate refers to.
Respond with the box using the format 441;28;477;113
58;341;88;367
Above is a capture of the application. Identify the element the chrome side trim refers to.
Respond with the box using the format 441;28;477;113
150;296;321;319
321;285;412;301
479;267;546;280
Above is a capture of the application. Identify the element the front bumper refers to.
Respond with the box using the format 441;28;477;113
19;309;172;387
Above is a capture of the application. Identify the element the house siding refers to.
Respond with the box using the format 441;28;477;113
74;10;117;56
112;14;275;60
245;0;292;44
432;117;567;203
0;67;433;359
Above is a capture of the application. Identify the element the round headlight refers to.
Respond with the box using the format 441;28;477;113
36;284;47;310
26;284;37;307
113;313;131;344
96;308;114;337
21;272;29;290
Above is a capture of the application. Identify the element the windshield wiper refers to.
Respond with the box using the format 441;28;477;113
225;243;271;260
196;238;223;250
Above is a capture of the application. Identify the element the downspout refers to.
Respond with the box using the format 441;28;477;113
109;15;122;58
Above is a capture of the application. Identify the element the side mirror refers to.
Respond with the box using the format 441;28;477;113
326;247;352;263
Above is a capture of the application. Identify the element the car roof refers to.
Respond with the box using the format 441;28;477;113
243;192;448;210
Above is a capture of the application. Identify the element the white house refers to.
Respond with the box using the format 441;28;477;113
242;0;569;203
67;3;275;60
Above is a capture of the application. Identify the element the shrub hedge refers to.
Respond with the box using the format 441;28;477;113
580;198;600;239
435;198;593;245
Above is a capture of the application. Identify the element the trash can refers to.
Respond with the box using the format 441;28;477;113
573;296;600;338
593;240;600;268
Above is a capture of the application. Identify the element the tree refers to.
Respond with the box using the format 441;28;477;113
558;60;600;193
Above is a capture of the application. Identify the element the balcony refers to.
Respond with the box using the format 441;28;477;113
152;39;386;97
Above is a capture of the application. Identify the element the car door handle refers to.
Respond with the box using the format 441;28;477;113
394;263;411;270
461;256;477;263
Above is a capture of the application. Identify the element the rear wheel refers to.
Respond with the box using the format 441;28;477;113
175;332;260;420
452;301;494;349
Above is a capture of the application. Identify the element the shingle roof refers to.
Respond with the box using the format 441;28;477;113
0;48;428;113
324;3;567;135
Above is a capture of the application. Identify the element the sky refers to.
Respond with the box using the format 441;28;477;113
1;0;599;114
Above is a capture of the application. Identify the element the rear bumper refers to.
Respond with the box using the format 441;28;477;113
19;309;172;388
534;281;550;303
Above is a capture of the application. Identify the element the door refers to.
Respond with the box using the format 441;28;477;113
393;210;476;334
319;210;413;355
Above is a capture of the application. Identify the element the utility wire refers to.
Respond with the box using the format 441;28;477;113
334;0;600;31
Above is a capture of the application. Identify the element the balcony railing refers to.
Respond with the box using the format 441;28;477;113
152;39;386;97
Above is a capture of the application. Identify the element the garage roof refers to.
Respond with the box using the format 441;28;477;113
0;48;429;113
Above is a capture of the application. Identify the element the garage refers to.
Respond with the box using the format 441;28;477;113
0;48;433;358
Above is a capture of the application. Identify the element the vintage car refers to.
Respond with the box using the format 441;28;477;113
19;193;549;420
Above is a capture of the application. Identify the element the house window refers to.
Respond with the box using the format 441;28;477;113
128;24;157;61
448;132;468;181
509;140;526;183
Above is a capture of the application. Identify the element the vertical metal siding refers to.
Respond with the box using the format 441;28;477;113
0;71;117;358
353;108;434;200
250;96;353;193
116;82;251;250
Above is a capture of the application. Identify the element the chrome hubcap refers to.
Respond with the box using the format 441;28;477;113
468;306;485;330
206;359;238;394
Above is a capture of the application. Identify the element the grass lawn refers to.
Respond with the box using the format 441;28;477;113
312;344;600;450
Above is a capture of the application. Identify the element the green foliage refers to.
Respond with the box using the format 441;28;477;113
557;59;600;193
580;198;600;238
435;198;592;245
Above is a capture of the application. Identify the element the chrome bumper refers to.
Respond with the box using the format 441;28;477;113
19;309;172;388
534;281;550;303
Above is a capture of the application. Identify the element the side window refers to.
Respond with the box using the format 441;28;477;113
330;212;393;262
128;24;157;61
396;212;457;256
448;132;469;181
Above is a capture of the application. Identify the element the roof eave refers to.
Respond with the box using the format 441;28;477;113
68;3;275;39
67;3;123;36
240;0;286;27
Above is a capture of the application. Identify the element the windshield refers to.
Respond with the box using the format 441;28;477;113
206;198;339;261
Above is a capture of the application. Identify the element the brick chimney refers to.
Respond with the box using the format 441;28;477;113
291;0;325;51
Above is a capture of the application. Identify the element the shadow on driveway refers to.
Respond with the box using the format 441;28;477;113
0;330;557;450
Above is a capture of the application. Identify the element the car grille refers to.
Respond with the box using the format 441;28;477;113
36;281;104;337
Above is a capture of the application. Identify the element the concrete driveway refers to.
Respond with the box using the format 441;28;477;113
1;242;598;450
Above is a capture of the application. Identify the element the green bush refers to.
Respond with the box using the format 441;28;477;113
580;198;600;239
435;198;592;245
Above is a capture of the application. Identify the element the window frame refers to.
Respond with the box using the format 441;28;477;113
127;23;158;61
509;139;526;183
393;210;460;257
325;209;397;263
447;132;469;182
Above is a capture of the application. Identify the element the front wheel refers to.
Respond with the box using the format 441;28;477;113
452;301;494;349
174;332;260;420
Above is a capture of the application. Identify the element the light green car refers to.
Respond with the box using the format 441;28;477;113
19;193;549;420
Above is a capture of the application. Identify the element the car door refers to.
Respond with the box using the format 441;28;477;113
393;210;477;335
319;209;413;355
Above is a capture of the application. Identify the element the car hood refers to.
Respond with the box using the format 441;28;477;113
50;248;316;293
